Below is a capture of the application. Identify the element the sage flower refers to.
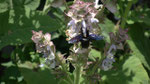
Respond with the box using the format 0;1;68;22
31;30;56;68
94;0;103;9
102;28;129;71
102;58;115;71
102;44;116;71
66;0;103;45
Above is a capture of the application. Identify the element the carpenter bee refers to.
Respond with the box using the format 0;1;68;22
68;20;104;48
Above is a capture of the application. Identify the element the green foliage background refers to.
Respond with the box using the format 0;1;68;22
0;0;150;84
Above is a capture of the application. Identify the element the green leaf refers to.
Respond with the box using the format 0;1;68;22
99;18;115;42
0;8;61;50
13;0;40;10
128;0;138;4
128;7;150;26
0;11;9;35
19;61;57;84
1;61;15;67
0;0;9;13
24;0;40;10
0;66;23;84
89;49;101;61
0;0;40;13
20;68;57;84
127;23;150;71
101;56;149;84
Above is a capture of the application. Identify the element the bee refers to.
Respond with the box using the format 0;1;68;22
68;20;104;48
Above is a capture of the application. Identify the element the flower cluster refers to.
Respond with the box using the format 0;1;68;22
109;28;129;48
102;44;116;71
66;0;103;44
102;28;129;71
31;31;56;68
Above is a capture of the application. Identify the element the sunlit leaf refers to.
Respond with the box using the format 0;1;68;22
101;56;149;84
128;23;150;71
0;8;61;50
89;49;101;61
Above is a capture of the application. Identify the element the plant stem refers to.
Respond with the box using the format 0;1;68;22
74;65;82;84
120;1;133;29
88;52;105;76
89;57;103;76
9;0;13;9
63;0;69;11
55;55;73;84
43;0;51;14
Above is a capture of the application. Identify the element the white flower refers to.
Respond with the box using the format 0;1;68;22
50;60;56;68
48;53;55;60
46;45;51;51
107;44;117;54
94;0;103;9
31;30;43;43
102;44;117;71
102;58;115;71
73;46;88;54
106;44;116;59
45;59;56;68
107;53;114;59
44;33;51;41
68;20;76;27
91;18;99;23
39;64;45;67
66;0;101;43
44;45;55;60
31;31;56;69
66;29;79;38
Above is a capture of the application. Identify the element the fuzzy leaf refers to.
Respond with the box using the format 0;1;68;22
99;18;115;42
0;8;61;50
19;61;57;84
128;23;150;71
101;56;149;84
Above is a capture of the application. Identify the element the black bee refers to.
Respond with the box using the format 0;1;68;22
68;20;104;48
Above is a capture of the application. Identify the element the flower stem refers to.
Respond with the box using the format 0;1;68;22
43;0;51;14
63;0;69;11
55;55;73;84
9;0;13;9
120;1;133;29
89;57;103;76
74;65;82;84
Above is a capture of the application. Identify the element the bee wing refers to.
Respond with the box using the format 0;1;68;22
89;34;104;40
68;34;83;44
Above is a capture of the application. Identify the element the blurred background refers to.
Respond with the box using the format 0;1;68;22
0;0;150;84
